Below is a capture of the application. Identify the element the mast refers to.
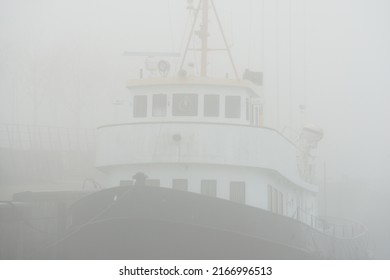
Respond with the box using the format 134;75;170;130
179;0;239;80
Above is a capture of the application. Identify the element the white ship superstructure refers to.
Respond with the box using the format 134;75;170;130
95;0;321;227
96;77;319;225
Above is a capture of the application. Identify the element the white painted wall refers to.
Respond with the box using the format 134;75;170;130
97;83;318;222
104;163;296;211
96;122;317;193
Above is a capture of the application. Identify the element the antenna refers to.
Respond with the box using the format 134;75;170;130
179;0;240;79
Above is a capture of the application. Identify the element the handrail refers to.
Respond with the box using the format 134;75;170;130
294;207;368;240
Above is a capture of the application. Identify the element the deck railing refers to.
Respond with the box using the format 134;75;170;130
294;207;368;240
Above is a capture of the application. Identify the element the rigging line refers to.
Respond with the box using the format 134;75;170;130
247;0;255;69
275;0;280;131
191;7;199;76
175;7;194;71
261;0;265;72
289;0;293;131
230;3;234;47
192;32;199;76
179;0;202;72
51;186;138;249
210;0;240;80
303;0;307;123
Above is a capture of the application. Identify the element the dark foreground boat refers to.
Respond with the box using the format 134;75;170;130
0;183;369;260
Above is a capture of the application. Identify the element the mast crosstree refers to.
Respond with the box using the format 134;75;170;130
179;0;240;79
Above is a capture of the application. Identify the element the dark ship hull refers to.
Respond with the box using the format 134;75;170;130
0;185;368;259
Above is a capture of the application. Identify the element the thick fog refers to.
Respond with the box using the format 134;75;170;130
0;0;389;259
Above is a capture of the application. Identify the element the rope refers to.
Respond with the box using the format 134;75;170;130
275;0;280;131
289;0;293;130
175;6;194;71
167;0;175;52
303;0;307;121
261;0;265;72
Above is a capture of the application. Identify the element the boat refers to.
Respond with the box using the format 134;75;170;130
0;0;369;260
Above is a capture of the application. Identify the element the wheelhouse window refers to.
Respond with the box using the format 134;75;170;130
225;96;241;118
152;94;167;117
229;181;245;204
201;180;217;197
133;95;147;118
204;95;219;117
172;94;198;116
172;179;188;191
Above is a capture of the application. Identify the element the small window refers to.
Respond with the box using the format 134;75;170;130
172;179;188;191
152;94;167;117
145;179;160;187
173;94;198;116
133;96;147;117
229;181;245;204
201;180;217;197
204;95;219;117
225;96;241;118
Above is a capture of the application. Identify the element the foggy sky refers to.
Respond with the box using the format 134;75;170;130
1;0;390;257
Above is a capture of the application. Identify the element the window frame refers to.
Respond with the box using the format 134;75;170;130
172;94;199;116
